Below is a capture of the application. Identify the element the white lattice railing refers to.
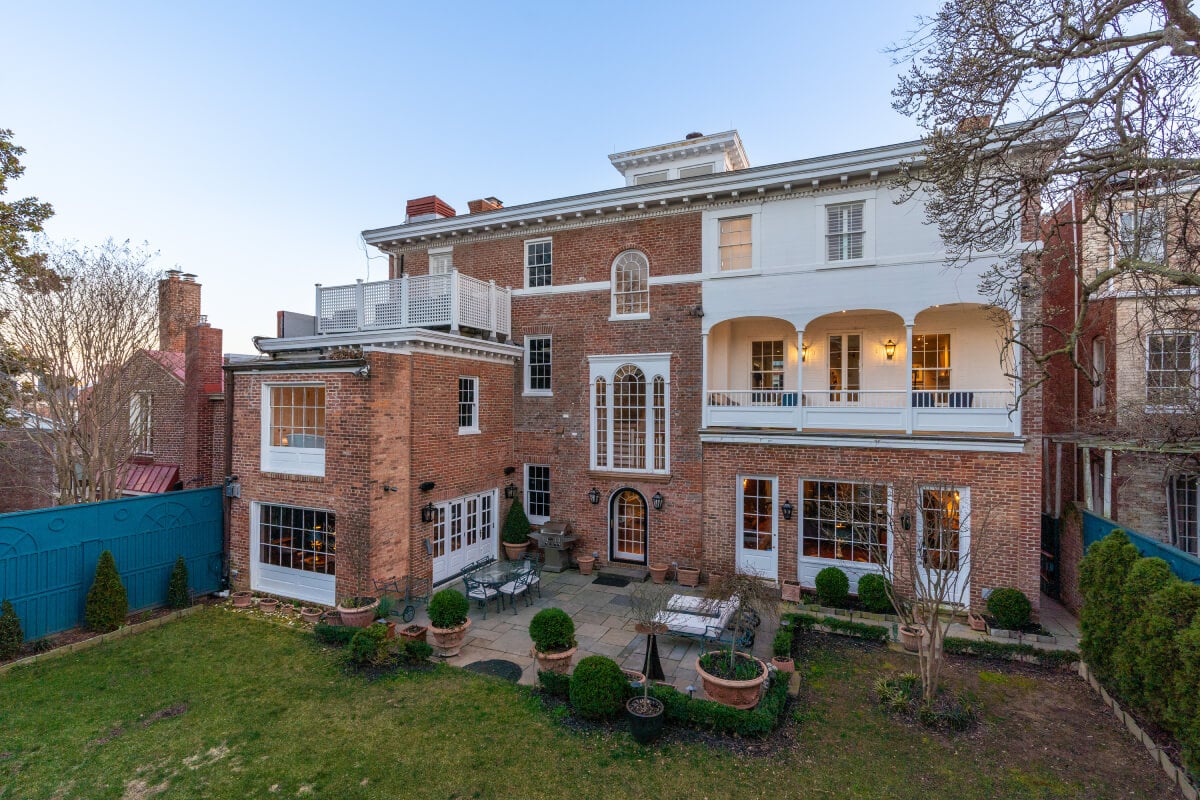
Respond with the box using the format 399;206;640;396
315;272;511;339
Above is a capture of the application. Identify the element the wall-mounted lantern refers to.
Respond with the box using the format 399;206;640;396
504;483;518;499
421;502;436;523
652;492;664;511
884;339;897;360
588;487;601;505
781;500;794;520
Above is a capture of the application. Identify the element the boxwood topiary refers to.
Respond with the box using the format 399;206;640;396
85;550;128;633
347;623;390;667
814;566;849;608
0;600;23;660
428;588;469;629
569;655;628;719
502;497;531;544
856;573;893;614
986;588;1031;631
529;607;576;653
166;556;190;609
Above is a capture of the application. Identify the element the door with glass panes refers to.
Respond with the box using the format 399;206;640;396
431;490;497;582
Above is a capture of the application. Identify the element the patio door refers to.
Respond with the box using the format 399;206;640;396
736;476;778;579
609;488;647;564
916;487;970;606
828;333;861;402
432;489;497;583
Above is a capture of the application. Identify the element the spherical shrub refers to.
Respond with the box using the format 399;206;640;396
856;573;893;614
85;550;128;632
986;588;1032;631
529;607;576;653
167;556;190;609
569;655;628;719
814;566;850;608
0;600;23;660
347;623;389;667
428;589;469;629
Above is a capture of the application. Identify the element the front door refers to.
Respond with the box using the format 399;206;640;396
916;487;970;606
432;490;497;583
609;488;647;564
736;476;778;579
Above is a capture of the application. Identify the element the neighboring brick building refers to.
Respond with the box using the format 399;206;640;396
233;129;1045;615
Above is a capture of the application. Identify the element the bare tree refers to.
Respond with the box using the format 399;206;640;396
892;0;1200;413
0;240;160;503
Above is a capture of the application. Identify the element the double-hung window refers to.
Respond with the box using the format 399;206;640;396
130;391;153;454
458;377;479;433
428;247;453;275
525;335;552;395
1119;209;1165;265
826;202;865;261
1147;332;1196;408
525;464;550;523
525;238;552;288
718;217;752;271
262;384;326;476
1168;475;1200;556
611;250;649;318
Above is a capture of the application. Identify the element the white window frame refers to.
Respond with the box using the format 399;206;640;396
588;353;671;474
703;207;762;275
718;215;754;272
678;163;715;179
524;237;553;289
799;479;892;567
525;464;551;524
428;245;453;275
1118;209;1165;265
130;390;153;454
814;192;876;265
524;335;552;396
1092;336;1107;409
610;249;650;321
458;376;479;434
261;383;326;477
1167;474;1200;556
1145;330;1197;411
737;474;778;554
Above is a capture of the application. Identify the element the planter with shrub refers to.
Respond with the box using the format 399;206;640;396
771;627;794;672
529;607;576;673
502;497;532;560
336;595;379;628
427;588;471;657
695;573;776;709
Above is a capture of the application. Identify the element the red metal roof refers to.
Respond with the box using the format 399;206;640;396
143;350;186;382
118;461;180;494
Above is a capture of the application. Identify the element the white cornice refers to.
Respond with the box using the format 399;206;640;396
255;328;523;363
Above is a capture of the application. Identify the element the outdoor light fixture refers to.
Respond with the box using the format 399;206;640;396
782;500;794;520
801;343;809;362
884;339;897;360
503;466;516;476
588;487;601;505
421;502;436;523
652;492;664;511
504;483;518;499
419;481;436;492
900;510;913;531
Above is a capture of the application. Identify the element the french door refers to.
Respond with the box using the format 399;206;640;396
432;489;497;583
736;476;778;579
609;488;648;564
828;333;861;402
916;487;970;606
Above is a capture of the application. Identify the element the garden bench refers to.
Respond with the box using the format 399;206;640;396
653;593;746;647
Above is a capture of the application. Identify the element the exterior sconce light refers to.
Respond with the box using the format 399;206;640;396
781;500;794;520
900;510;913;531
801;343;809;363
884;339;897;360
419;481;436;492
652;492;664;511
588;487;601;505
504;483;518;499
421;502;436;523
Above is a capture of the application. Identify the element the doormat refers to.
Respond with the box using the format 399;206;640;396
464;659;523;683
593;574;631;588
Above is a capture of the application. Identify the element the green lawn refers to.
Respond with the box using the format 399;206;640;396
0;608;1177;799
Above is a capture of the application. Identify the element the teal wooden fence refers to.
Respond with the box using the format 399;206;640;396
0;488;224;640
1081;509;1200;584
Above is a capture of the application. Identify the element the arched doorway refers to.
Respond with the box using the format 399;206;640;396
609;488;648;564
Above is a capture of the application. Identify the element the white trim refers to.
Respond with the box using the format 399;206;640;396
1144;329;1198;412
814;191;876;266
249;501;337;606
458;376;480;435
260;382;326;477
736;474;778;579
588;353;672;474
795;478;893;591
524;463;551;525
258;328;523;361
523;334;553;396
524;236;553;289
610;249;651;320
700;430;1027;453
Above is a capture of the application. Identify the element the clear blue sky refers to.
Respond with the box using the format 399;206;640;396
3;1;941;353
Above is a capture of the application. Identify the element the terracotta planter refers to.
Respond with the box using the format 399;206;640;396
622;668;647;686
300;607;322;624
378;620;397;639
899;624;927;653
648;563;669;584
576;555;595;575
429;618;472;658
781;580;802;603
533;645;576;674
968;612;988;632
771;656;795;673
503;540;530;560
696;653;768;709
337;597;380;628
323;610;342;626
677;566;701;588
257;598;279;612
399;624;428;644
230;591;252;608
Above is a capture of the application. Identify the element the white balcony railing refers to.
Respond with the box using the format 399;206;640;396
704;388;1018;435
315;271;511;339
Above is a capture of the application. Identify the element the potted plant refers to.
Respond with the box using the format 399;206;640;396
781;579;802;603
300;607;322;624
625;582;672;743
771;625;795;673
695;571;776;709
529;607;576;674
258;596;279;612
399;623;428;644
576;553;596;575
231;590;252;608
648;563;669;584
427;588;471;657
375;595;397;639
676;564;701;587
501;497;532;560
337;594;379;628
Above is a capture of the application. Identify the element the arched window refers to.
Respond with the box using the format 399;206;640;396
611;250;649;318
589;354;670;473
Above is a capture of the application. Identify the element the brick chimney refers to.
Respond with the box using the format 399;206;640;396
183;320;223;488
158;271;202;352
467;197;503;214
405;195;456;223
956;115;992;133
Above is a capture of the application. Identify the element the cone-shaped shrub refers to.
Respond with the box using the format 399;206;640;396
0;600;23;659
166;556;190;609
502;497;531;544
85;550;128;632
1078;529;1139;679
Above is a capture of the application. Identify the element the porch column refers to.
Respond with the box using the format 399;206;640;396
796;328;805;431
355;278;365;330
904;322;914;434
701;331;709;428
1103;448;1113;518
1081;446;1093;511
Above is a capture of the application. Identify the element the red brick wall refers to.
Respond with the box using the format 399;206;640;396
137;354;186;469
183;324;223;488
1059;503;1085;614
158;274;202;352
0;428;55;512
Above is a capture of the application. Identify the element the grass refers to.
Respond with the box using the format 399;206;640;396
0;608;1179;799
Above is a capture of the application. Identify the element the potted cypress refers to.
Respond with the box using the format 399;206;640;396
625;582;672;743
529;607;577;673
502;497;532;560
695;572;776;709
427;588;471;657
